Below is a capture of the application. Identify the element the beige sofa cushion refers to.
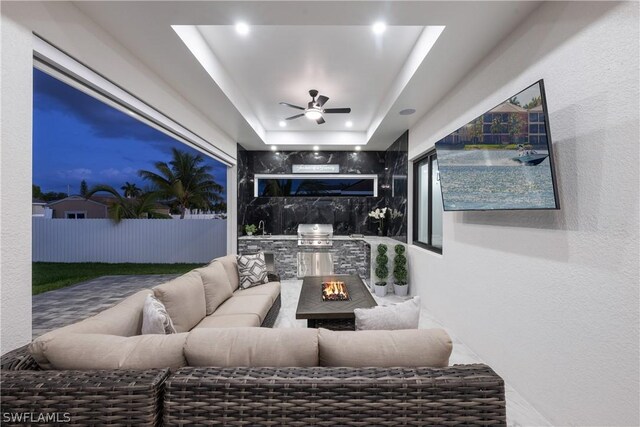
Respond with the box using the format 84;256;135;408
212;254;240;291
212;294;273;323
318;328;452;368
41;333;188;370
196;261;233;314
153;271;206;332
185;328;318;367
193;313;261;329
233;281;280;304
30;289;152;369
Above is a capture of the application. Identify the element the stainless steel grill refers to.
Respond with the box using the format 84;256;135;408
297;224;333;247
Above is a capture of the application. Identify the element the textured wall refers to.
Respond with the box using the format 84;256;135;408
408;2;639;425
1;13;33;354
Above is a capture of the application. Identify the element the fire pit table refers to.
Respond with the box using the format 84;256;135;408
296;274;377;330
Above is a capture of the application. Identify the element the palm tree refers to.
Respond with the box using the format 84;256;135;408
121;182;142;199
138;148;223;218
85;184;171;223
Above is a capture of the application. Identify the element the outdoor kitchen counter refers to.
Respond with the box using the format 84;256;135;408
238;235;405;281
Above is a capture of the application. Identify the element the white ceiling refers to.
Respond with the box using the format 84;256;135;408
74;1;541;151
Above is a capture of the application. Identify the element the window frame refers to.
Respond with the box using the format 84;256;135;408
65;211;87;219
412;149;443;254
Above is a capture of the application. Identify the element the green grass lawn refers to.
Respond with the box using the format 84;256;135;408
33;262;203;295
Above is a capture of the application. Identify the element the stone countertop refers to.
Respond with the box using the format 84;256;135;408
238;235;404;246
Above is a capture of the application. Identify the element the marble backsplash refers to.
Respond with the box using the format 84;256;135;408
238;132;407;241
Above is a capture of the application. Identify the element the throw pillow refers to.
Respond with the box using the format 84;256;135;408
237;252;269;289
141;294;176;335
354;296;420;330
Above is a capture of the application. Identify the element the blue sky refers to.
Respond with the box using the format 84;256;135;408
33;68;227;198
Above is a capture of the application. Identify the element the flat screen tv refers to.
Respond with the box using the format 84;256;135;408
435;80;559;211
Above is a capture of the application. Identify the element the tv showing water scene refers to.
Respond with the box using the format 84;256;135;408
435;80;559;211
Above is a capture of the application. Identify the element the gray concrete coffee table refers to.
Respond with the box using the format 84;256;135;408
295;274;377;330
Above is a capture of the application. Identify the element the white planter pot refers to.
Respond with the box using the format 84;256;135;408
246;232;253;236
393;284;409;296
374;284;387;297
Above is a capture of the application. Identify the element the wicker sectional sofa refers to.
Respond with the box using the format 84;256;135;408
0;254;507;426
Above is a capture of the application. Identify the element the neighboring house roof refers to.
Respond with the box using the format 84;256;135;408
489;102;527;113
529;104;544;112
46;195;109;207
32;198;46;205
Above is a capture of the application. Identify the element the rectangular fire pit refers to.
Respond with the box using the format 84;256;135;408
296;275;377;330
322;281;350;301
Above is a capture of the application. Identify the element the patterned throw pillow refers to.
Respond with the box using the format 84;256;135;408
141;294;176;335
237;253;269;289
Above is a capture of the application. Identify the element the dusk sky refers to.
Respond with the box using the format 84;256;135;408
33;68;227;198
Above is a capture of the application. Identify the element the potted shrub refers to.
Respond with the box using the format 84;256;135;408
244;224;257;236
374;244;389;297
393;244;408;296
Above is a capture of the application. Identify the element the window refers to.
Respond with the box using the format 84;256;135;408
65;211;86;219
413;150;443;253
254;174;378;197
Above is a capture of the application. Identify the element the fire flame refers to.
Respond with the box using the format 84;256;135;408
322;281;349;301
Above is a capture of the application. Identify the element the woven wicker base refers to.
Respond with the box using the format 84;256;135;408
164;365;506;426
1;369;170;426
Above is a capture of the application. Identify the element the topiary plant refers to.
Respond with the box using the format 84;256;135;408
375;244;389;285
393;244;408;285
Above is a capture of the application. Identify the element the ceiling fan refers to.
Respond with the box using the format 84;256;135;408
279;89;351;125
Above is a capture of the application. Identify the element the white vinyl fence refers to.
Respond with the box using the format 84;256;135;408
33;218;226;263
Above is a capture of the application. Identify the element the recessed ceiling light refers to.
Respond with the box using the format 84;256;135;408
355;146;361;151
235;22;250;35
399;108;416;115
345;120;353;128
372;22;386;35
313;145;320;151
278;120;287;127
271;145;277;151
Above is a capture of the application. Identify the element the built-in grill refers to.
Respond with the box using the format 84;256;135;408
297;224;333;247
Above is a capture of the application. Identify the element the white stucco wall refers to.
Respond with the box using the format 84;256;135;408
0;1;238;353
408;2;639;426
0;12;34;355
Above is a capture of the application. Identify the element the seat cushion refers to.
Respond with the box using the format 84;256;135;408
211;294;273;323
153;271;206;333
30;289;153;369
318;328;452;368
41;332;188;370
185;328;319;367
193;313;261;329
196;261;234;315
233;281;280;304
212;254;240;291
354;296;420;330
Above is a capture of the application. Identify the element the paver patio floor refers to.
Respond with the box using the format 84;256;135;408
32;274;178;338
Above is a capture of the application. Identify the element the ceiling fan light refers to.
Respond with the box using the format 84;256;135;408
304;110;323;120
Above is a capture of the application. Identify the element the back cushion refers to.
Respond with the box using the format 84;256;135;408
212;255;240;291
196;261;234;314
42;333;188;370
318;328;452;368
185;328;319;367
153;271;206;332
30;289;152;369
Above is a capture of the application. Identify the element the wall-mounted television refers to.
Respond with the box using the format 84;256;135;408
435;80;559;211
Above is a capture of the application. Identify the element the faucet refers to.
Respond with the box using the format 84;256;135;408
258;220;265;235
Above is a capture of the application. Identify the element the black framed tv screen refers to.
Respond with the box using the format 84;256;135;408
435;80;559;211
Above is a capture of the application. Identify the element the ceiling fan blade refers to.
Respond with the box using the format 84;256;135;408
323;108;351;114
316;95;329;107
285;113;305;120
279;102;305;110
316;116;326;125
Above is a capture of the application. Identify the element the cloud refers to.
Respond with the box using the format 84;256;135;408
56;168;92;180
34;69;175;144
100;167;137;178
